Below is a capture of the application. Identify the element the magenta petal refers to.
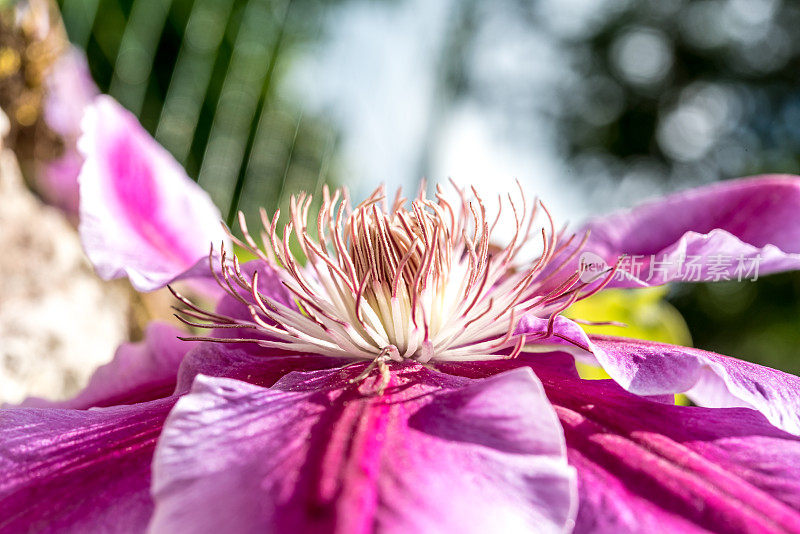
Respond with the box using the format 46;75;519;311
150;366;576;533
174;345;346;394
590;335;800;435
582;175;800;287
78;96;229;291
22;322;193;409
0;398;174;533
441;360;800;533
542;373;800;534
516;314;595;361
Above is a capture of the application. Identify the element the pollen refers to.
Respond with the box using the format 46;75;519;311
174;181;614;363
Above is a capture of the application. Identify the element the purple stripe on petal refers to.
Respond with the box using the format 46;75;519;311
150;365;576;534
440;359;800;534
0;398;175;533
544;374;800;534
581;175;800;287
78;96;229;292
590;335;800;436
21;322;192;409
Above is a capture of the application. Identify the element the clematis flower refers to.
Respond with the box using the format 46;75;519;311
3;95;800;532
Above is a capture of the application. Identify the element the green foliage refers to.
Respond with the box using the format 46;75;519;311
553;1;800;182
58;0;341;234
670;272;800;375
567;286;692;347
567;286;693;404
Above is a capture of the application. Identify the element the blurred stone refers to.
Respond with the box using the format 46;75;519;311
0;110;130;404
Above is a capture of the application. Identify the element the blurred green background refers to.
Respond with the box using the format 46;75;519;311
60;0;343;228
51;0;800;373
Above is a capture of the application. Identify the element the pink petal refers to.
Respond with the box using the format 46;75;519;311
0;398;175;533
149;365;576;533
590;335;800;436
548;373;800;534
22;322;193;409
441;359;800;533
516;314;596;361
174;345;346;395
78;96;229;291
513;317;794;422
581;175;800;287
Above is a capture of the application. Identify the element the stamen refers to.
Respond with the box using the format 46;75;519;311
174;182;611;365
